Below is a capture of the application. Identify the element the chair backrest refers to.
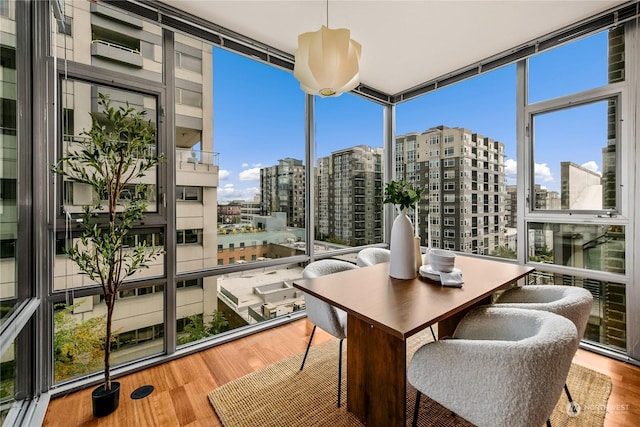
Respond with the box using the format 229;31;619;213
301;259;359;339
355;247;391;267
496;285;593;339
408;307;578;427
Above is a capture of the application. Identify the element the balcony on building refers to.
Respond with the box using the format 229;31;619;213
90;39;143;68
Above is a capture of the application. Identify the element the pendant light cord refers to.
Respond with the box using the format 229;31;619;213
326;0;329;28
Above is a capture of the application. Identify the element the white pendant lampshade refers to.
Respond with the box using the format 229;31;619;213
294;25;362;97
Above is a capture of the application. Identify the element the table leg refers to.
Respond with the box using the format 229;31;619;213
347;314;406;427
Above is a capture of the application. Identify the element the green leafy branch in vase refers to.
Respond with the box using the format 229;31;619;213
383;180;424;211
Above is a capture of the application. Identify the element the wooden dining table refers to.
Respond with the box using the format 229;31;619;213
292;254;534;427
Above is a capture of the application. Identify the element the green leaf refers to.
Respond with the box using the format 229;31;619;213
383;180;425;211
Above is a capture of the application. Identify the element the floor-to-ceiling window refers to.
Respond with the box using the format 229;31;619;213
0;0;18;323
173;39;309;347
210;47;305;262
0;0;20;420
41;0;387;393
395;65;516;258
51;2;168;383
394;24;634;355
314;94;384;250
523;27;630;352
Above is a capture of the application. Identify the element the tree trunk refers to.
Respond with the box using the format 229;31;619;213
104;292;116;391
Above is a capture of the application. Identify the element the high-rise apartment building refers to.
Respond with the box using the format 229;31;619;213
534;184;561;210
507;184;558;257
260;158;305;228
505;185;518;228
316;145;383;246
396;126;506;255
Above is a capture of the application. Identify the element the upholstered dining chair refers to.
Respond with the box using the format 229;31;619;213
299;259;359;407
407;307;578;427
494;284;593;413
356;247;437;342
355;247;391;267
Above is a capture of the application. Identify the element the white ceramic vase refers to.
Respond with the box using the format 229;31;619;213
389;208;416;279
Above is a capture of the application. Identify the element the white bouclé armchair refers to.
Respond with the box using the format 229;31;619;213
495;284;593;412
495;285;593;339
355;247;391;267
299;259;359;407
407;307;578;427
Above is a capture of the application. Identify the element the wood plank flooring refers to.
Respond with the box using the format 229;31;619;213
43;319;640;427
572;347;640;426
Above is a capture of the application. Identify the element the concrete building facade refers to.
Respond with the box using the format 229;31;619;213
315;145;384;246
396;126;506;255
260;158;305;229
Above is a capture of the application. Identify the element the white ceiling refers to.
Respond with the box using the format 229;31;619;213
160;0;626;95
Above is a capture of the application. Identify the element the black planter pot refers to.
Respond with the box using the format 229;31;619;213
92;381;120;418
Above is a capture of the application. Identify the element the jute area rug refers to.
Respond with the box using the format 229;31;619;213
208;331;612;427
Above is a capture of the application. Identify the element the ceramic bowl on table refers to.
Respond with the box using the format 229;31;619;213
429;249;456;272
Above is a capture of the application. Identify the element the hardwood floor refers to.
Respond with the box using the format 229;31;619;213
43;319;640;426
573;348;640;427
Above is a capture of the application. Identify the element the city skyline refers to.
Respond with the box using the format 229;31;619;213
213;30;609;201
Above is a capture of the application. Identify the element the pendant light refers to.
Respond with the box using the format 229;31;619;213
293;0;362;97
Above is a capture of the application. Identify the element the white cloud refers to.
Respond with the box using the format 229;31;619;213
217;184;260;201
241;163;249;168
218;169;231;180
252;163;263;168
240;187;260;198
504;158;517;177
534;163;554;182
239;167;261;181
581;161;601;175
217;184;238;198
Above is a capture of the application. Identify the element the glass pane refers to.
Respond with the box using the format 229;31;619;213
0;0;17;322
53;229;164;291
177;263;306;347
527;222;625;274
532;98;616;211
314;94;384;248
54;80;163;291
528;29;623;103
396;65;515;258
54;290;164;383
175;44;304;273
0;343;16;422
55;1;163;82
171;34;210;271
60;79;159;214
526;272;625;351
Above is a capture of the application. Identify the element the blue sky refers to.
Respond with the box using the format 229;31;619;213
213;31;608;201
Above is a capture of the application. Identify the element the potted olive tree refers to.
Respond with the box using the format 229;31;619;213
54;93;164;417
